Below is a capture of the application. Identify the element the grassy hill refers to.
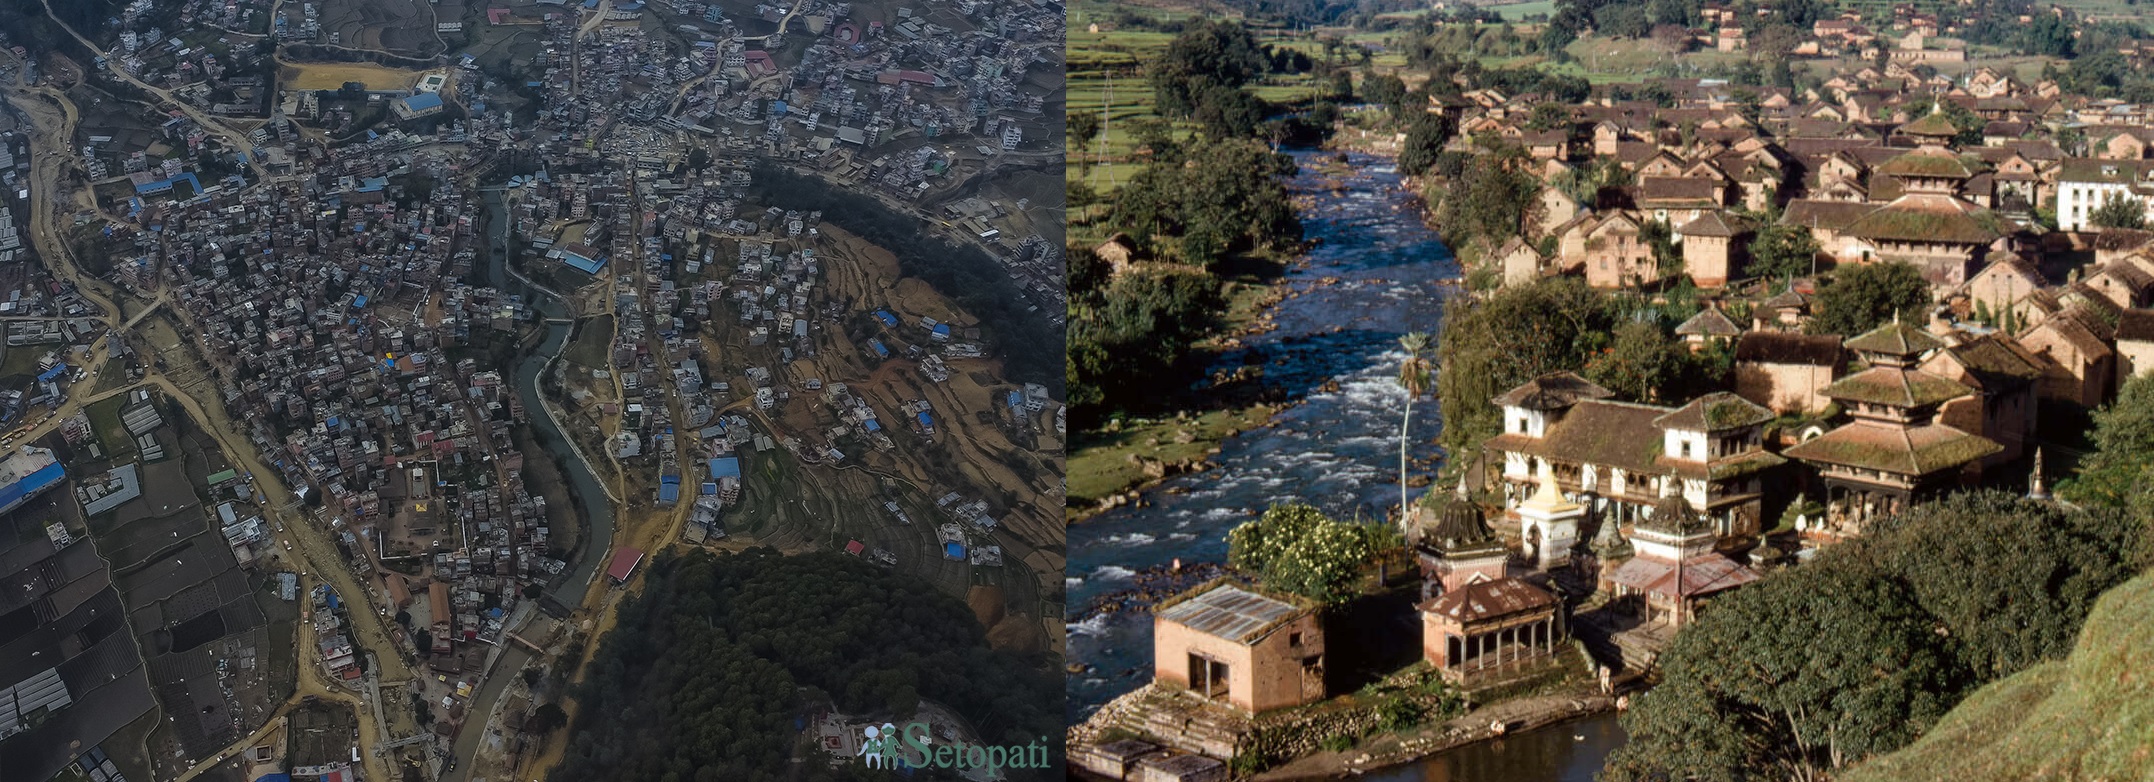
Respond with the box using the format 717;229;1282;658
1842;571;2154;782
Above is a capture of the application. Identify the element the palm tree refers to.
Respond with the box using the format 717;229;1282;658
1395;332;1433;531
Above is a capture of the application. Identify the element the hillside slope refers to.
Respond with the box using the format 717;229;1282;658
1842;572;2154;782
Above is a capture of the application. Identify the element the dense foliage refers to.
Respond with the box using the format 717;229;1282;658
1583;319;1730;404
1603;492;2149;782
749;165;1060;388
1435;277;1623;460
551;549;1062;782
1226;503;1404;603
1424;142;1541;260
1746;221;1821;281
1109;137;1302;269
2090;195;2149;230
1066;262;1225;414
2060;372;2154;508
1808;261;1932;339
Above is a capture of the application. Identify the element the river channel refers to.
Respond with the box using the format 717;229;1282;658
438;186;619;782
1065;151;1626;778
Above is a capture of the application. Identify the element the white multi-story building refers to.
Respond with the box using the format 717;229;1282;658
2057;158;2154;231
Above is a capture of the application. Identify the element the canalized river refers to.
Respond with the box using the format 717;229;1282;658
1065;150;1625;777
438;186;619;782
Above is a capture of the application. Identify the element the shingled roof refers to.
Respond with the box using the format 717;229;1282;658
1783;420;2002;476
1678;210;1749;238
1842;194;2008;245
1483;399;1671;475
1874;149;1976;179
1675;307;1743;336
1820;366;1972;408
1491;372;1614;410
1606;552;1759;599
1653;392;1776;432
1845;320;1947;357
1735;331;1842;365
1896;110;1962;139
2118;309;2154;343
1419;578;1558;624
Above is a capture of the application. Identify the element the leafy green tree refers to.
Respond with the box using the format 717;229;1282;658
1605;558;1960;781
1436;277;1621;461
1227;503;1329;574
1592;3;1651;38
2090;194;2148;230
1428;142;1540;257
1363;72;1408;108
1109;137;1300;269
1226;504;1398;603
1067;267;1224;417
1747;222;1821;280
1583;320;1692;403
1149;20;1269;117
1808;261;1931;338
1852;493;2150;680
1397;113;1457;176
1524;102;1572;132
2061;373;2154;508
1068;111;1100;171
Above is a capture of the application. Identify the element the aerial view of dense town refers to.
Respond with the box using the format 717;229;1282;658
1067;0;2154;779
0;0;1066;780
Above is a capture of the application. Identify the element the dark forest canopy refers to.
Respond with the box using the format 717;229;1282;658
551;548;1063;782
749;164;1061;390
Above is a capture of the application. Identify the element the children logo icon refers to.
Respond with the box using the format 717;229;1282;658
858;722;906;769
857;722;1053;773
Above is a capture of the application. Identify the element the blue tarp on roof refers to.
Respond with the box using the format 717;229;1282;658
944;542;965;559
0;462;64;513
865;419;880;432
874;310;898;327
36;365;66;383
933;323;952;336
398;93;444;113
658;483;681;503
563;252;605;274
707;457;741;478
917;412;932;427
256;774;293;782
869;339;889;358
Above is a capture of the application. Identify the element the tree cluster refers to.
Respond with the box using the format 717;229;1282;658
1226;504;1404;604
1109;137;1302;269
552;549;1063;782
1807;261;1933;339
1435;277;1625;460
1066;259;1225;417
1604;491;2150;781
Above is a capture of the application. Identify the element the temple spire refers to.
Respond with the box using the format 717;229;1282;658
2027;448;2050;501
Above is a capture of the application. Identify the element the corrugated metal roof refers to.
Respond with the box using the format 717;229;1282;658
1157;585;1302;644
